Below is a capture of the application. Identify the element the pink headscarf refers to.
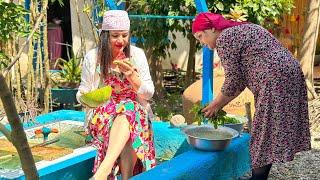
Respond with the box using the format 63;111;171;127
101;10;130;31
192;12;246;33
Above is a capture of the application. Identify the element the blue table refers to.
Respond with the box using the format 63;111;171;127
133;122;251;180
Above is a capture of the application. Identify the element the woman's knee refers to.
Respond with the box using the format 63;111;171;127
114;114;130;127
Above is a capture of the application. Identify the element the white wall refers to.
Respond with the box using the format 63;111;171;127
163;31;203;72
70;0;97;55
164;31;220;72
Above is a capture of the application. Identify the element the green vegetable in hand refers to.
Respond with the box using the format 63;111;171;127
190;103;241;129
209;109;227;129
190;103;204;125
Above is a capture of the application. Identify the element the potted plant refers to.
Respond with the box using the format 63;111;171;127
51;44;82;89
50;45;82;108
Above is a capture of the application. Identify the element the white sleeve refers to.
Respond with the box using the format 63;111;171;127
76;53;94;104
134;48;155;100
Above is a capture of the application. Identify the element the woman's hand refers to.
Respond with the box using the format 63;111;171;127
114;58;135;76
201;101;220;118
114;59;142;92
201;92;238;118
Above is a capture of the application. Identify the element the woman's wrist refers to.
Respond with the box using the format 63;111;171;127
124;69;134;77
125;70;139;80
126;71;141;91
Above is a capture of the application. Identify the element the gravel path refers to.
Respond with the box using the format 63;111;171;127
269;97;320;180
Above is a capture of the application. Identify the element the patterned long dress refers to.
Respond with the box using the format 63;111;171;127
216;24;311;169
88;71;156;178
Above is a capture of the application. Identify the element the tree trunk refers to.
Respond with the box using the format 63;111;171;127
298;0;320;100
42;0;50;113
75;0;86;56
26;38;35;102
185;33;197;87
27;0;35;103
13;38;22;112
146;49;164;99
82;0;99;45
35;37;42;108
0;73;39;180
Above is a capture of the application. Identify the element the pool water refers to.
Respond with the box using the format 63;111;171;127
0;121;87;171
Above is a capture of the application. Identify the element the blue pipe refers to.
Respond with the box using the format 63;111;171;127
195;0;214;106
195;0;209;12
129;15;194;19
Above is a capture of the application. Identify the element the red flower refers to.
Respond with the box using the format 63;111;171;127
170;61;179;72
284;28;290;35
296;15;300;22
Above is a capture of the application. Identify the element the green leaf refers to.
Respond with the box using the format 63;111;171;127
252;4;259;11
216;2;224;11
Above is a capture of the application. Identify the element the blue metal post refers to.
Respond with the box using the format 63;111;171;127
194;0;214;106
105;0;118;10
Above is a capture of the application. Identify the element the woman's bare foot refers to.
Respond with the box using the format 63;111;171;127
92;166;112;180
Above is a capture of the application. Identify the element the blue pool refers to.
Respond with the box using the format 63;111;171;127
0;110;251;180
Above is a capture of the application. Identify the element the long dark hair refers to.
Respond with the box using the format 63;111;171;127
97;30;131;80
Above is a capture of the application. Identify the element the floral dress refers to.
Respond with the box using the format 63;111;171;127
88;70;156;178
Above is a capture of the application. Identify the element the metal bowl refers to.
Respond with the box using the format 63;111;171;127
223;115;248;133
182;125;239;151
223;123;243;134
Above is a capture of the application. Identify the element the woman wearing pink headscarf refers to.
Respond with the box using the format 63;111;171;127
193;12;311;179
77;10;156;180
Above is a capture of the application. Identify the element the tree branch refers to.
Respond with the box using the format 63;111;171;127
0;73;39;179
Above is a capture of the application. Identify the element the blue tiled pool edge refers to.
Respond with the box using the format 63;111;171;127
1;110;251;180
1;110;95;180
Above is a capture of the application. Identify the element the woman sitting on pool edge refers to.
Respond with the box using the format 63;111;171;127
76;10;156;180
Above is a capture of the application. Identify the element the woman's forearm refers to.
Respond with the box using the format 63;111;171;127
214;90;241;109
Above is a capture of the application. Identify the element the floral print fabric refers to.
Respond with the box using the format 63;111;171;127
216;24;311;168
88;71;156;177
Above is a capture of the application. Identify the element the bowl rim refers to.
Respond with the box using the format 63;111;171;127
182;125;239;141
